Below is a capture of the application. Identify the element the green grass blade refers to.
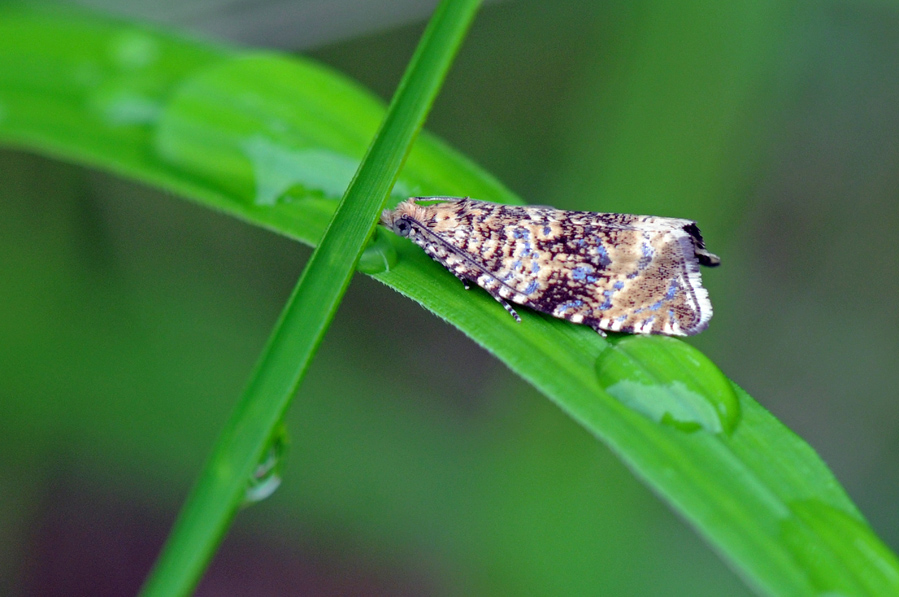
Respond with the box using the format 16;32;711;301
136;0;482;594
1;5;897;596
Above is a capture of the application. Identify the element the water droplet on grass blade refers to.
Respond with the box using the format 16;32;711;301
109;31;159;70
595;336;740;434
240;137;417;207
152;55;416;205
357;228;398;274
91;88;161;125
244;426;288;505
241;138;359;206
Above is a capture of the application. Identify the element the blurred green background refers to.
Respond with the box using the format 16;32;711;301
2;0;898;594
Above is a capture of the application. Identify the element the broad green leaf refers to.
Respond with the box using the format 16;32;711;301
1;5;896;595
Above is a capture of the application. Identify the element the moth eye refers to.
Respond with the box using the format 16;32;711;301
395;218;412;237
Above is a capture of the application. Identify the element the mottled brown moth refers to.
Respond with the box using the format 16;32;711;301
380;197;720;336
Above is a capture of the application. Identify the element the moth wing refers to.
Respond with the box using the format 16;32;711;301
498;217;713;336
589;226;713;336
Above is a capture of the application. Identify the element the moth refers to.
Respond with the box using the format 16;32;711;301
380;197;720;336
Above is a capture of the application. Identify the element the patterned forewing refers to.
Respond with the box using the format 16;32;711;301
383;198;714;336
437;203;704;335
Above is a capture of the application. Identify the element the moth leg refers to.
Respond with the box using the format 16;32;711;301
456;264;521;322
589;323;609;338
449;269;471;290
487;293;521;323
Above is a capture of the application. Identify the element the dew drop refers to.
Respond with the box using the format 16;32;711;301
357;227;398;274
153;56;420;206
109;31;159;70
240;136;414;206
90;87;161;126
244;425;288;505
241;137;357;205
594;336;740;434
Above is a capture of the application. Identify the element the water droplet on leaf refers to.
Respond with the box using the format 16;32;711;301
244;426;288;505
109;31;159;70
357;228;398;274
241;138;357;206
90;87;160;125
152;55;417;205
595;336;740;434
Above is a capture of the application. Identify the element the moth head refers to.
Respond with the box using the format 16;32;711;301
379;207;413;237
394;216;413;237
381;198;431;237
